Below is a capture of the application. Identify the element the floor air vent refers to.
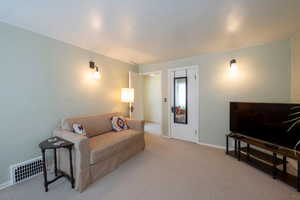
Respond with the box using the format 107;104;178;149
10;156;43;184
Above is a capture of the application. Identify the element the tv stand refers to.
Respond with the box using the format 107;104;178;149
226;133;300;192
263;143;279;149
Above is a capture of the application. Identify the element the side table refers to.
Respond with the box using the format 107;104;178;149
39;136;75;192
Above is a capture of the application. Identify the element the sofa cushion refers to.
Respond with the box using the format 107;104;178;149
61;113;121;138
89;129;142;164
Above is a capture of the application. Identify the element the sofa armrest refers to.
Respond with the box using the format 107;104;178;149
53;129;90;170
126;118;144;132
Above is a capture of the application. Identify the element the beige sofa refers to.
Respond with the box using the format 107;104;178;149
53;113;145;192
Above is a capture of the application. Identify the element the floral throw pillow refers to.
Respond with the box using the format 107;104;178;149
72;123;86;135
111;116;129;132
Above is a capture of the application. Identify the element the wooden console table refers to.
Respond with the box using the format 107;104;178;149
226;133;300;192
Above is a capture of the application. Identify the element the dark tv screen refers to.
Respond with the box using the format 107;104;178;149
230;102;300;149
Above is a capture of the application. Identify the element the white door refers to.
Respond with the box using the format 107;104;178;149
129;71;144;120
169;67;199;143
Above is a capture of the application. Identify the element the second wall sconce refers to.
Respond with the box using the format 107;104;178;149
230;59;238;73
89;61;101;79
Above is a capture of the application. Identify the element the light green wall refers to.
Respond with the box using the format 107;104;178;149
0;20;293;185
291;30;300;102
0;22;137;185
143;74;161;123
139;40;291;147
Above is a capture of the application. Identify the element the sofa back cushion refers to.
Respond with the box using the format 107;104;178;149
61;113;121;138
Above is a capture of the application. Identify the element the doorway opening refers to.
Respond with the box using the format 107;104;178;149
129;71;163;136
143;72;162;135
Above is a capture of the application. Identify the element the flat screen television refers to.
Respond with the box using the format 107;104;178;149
230;102;300;150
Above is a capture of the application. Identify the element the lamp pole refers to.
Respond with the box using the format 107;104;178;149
129;102;134;119
129;102;132;118
121;88;134;119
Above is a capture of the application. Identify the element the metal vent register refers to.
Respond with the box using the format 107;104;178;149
10;157;43;184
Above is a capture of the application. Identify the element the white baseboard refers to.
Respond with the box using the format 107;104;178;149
147;132;161;136
163;136;230;150
0;181;12;190
155;134;235;151
161;135;171;139
197;142;226;150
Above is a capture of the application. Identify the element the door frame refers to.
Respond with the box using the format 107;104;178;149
168;65;199;143
129;71;144;119
133;70;163;136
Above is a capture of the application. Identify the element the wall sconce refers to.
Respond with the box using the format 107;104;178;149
121;88;134;118
230;59;238;73
89;61;101;79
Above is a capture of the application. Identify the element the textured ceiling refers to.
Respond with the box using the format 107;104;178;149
1;0;300;64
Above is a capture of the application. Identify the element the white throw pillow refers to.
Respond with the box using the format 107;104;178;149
72;123;86;135
111;116;129;132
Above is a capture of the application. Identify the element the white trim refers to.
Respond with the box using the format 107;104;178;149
168;65;199;143
159;71;163;136
168;70;172;137
0;181;12;190
195;67;200;142
197;142;226;150
139;71;161;76
197;142;235;151
159;135;234;151
168;65;198;72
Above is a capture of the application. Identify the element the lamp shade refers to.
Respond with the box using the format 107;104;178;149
121;88;134;103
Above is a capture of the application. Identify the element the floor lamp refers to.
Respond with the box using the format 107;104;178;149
121;88;134;118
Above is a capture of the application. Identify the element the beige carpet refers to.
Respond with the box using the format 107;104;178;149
0;133;299;200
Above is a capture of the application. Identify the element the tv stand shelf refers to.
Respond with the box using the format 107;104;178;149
226;133;300;192
238;147;284;166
